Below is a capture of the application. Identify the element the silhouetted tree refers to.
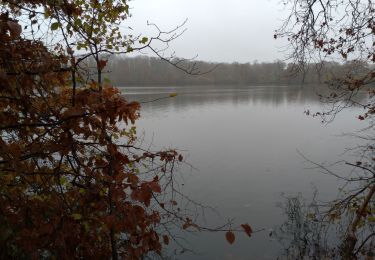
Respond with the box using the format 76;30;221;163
277;1;375;258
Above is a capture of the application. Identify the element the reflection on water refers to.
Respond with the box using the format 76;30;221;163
119;85;368;259
120;85;326;113
275;193;374;259
274;193;336;259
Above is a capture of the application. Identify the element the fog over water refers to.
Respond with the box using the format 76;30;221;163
120;85;368;259
127;0;287;63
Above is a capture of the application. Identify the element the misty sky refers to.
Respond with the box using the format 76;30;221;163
127;0;289;63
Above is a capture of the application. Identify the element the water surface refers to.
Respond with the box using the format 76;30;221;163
120;85;367;259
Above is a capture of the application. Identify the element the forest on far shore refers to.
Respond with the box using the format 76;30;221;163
102;55;372;86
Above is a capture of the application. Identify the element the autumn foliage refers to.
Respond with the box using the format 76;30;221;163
0;1;255;258
0;3;182;259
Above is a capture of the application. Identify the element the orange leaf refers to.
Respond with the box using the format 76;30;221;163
63;107;84;118
225;231;235;244
241;223;253;237
99;59;108;70
149;181;161;193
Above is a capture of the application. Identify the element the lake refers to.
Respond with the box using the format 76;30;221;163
119;85;368;259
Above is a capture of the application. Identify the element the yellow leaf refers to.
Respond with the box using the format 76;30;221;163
72;213;82;220
83;221;90;232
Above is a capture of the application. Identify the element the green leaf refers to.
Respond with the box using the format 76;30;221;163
140;37;148;44
51;22;60;31
59;177;67;185
104;77;111;84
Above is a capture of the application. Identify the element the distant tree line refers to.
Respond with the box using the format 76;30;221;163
104;55;371;86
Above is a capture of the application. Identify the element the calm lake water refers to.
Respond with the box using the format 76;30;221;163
120;85;367;260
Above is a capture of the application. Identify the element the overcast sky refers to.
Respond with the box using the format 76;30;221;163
127;0;289;63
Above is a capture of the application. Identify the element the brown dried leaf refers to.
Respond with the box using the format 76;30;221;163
163;235;169;245
225;231;235;244
7;21;22;38
241;223;253;237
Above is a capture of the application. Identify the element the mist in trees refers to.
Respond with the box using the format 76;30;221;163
105;55;373;87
